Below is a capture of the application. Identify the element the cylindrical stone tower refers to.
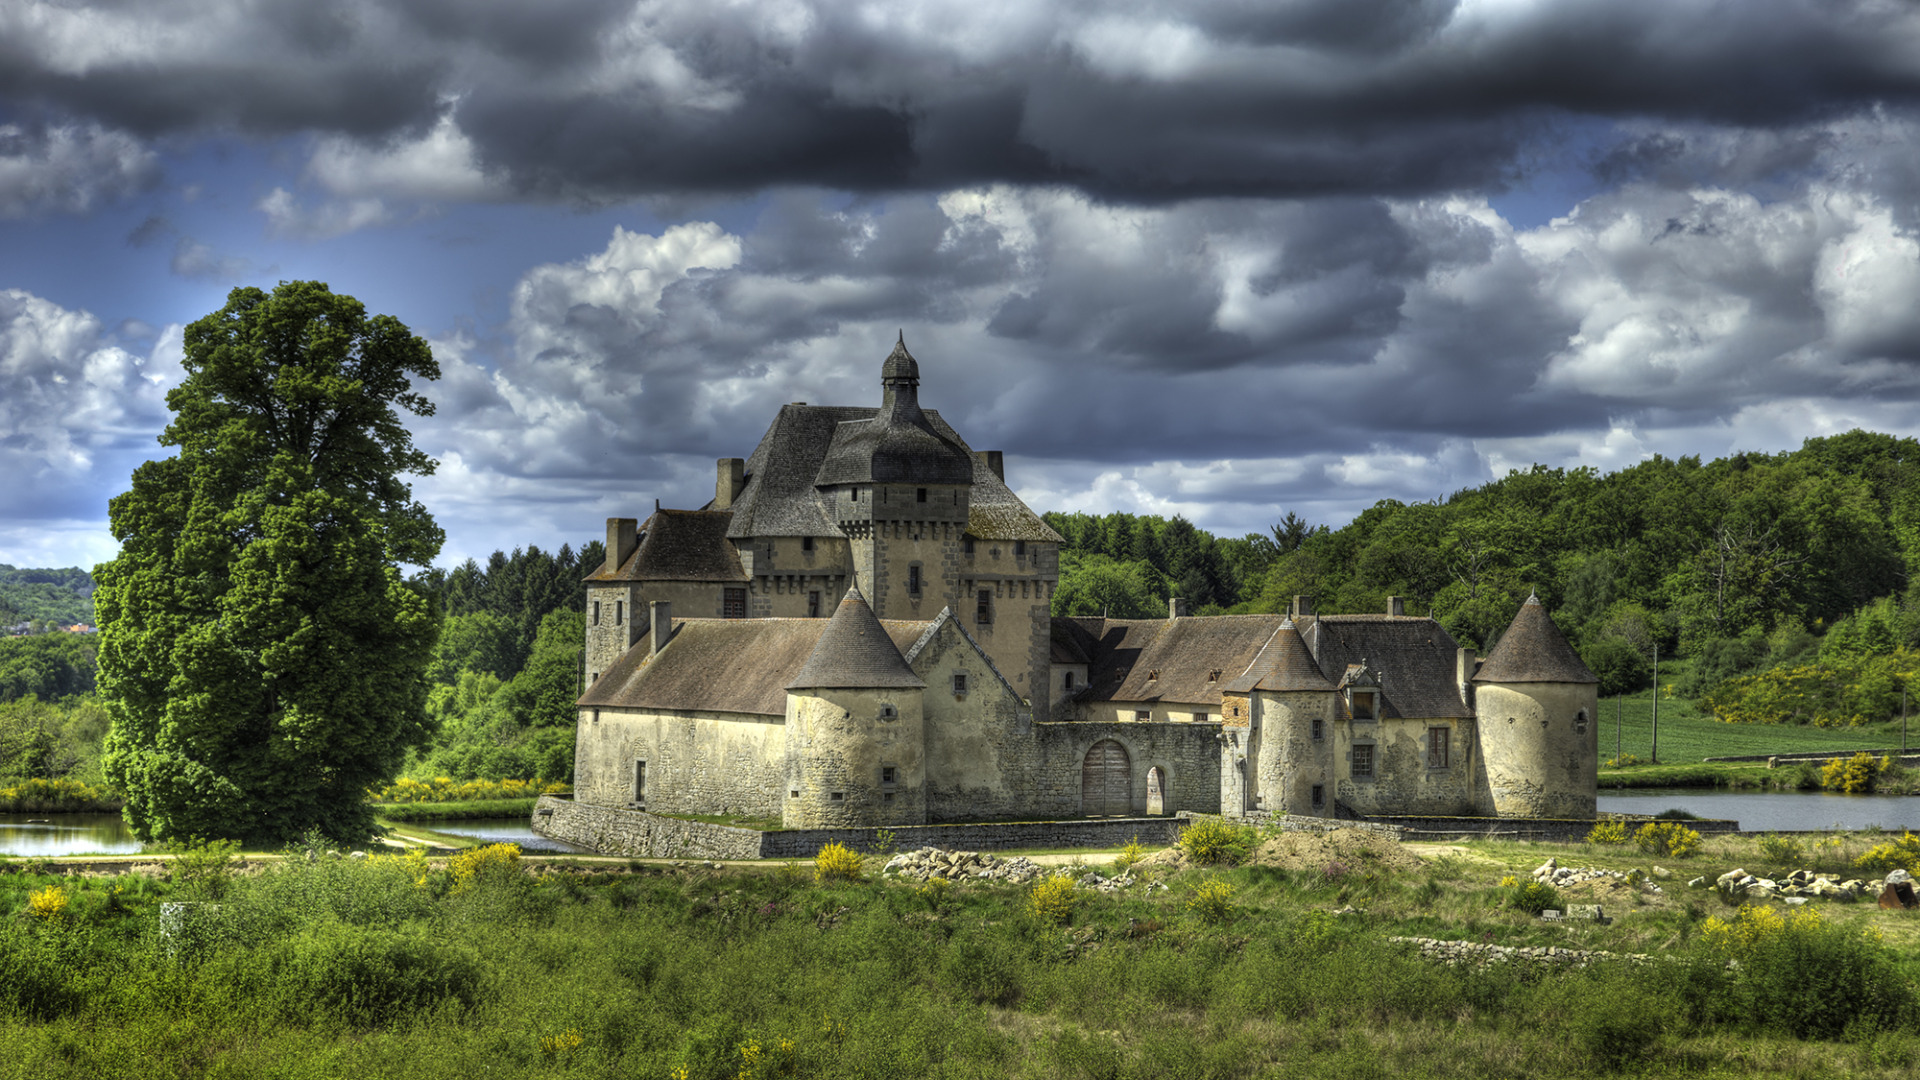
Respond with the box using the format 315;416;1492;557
1222;618;1337;818
1470;595;1599;818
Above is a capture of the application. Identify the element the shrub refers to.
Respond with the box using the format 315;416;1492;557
1113;835;1146;874
1821;752;1880;794
1606;753;1644;768
369;776;567;803
1855;831;1920;874
448;842;521;894
1028;873;1078;925
813;842;865;883
1188;879;1235;924
262;924;484;1028
941;938;1019;1005
1178;817;1258;865
1703;903;1914;1038
168;837;242;901
1634;821;1702;858
26;884;67;920
1756;833;1804;867
1586;821;1628;845
1498;875;1561;915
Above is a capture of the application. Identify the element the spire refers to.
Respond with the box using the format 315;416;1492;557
1473;596;1598;684
787;586;926;690
1224;618;1334;694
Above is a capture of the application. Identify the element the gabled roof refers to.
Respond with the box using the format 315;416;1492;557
579;614;932;717
1472;596;1598;684
585;509;746;583
788;588;927;690
1050;619;1096;664
1074;615;1285;707
1222;619;1333;694
1302;615;1473;718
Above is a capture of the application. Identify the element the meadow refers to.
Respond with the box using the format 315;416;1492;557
1;827;1918;1079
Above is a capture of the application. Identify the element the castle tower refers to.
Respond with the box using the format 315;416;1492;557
1220;618;1337;818
814;337;974;644
1470;595;1599;818
583;517;643;687
783;587;928;827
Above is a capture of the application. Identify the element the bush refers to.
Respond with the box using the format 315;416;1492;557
1756;833;1805;867
1586;821;1628;845
1702;904;1914;1038
369;776;566;803
1188;879;1235;924
168;837;242;901
1634;821;1702;858
813;842;865;883
26;884;67;920
1178;818;1258;866
1821;752;1881;794
250;924;485;1029
1028;874;1078;925
1855;831;1920;874
1113;835;1147;874
448;843;521;894
1498;876;1561;915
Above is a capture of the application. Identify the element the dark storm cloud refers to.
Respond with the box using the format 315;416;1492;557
7;1;1920;202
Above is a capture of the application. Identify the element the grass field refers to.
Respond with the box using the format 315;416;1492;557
1595;687;1910;764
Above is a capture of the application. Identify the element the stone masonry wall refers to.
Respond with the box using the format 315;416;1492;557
1030;720;1223;818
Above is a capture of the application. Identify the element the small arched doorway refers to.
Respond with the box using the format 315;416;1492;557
1146;766;1167;815
1081;739;1132;816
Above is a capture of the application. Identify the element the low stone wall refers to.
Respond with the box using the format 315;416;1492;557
1704;750;1920;765
1391;936;1649;967
1359;814;1740;843
532;796;1190;859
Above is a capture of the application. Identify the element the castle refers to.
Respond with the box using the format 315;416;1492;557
571;339;1599;830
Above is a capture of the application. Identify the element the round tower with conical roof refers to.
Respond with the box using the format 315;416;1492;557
1219;618;1338;818
783;587;928;827
1469;595;1599;817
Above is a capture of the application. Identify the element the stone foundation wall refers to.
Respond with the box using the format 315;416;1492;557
532;796;1188;859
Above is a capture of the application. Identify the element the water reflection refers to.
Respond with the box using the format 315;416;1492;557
424;818;590;853
0;813;142;857
1598;789;1920;832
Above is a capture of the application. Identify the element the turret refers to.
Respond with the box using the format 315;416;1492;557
783;587;928;827
1470;595;1599;817
1220;618;1336;818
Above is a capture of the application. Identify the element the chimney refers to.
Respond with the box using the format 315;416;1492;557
1169;597;1189;620
650;601;673;657
972;450;1004;481
1387;596;1404;616
1456;647;1477;702
1291;595;1314;618
605;518;638;575
715;458;746;509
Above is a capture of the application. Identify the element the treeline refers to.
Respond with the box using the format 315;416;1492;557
1050;431;1920;724
0;564;95;629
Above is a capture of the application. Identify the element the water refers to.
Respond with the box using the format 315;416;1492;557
1597;789;1920;832
0;813;142;857
424;817;591;853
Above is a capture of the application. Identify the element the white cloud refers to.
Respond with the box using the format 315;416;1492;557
305;106;499;203
257;186;395;239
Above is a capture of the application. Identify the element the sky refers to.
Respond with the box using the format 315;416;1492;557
6;0;1920;572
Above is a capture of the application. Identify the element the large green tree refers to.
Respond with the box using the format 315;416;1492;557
96;282;443;844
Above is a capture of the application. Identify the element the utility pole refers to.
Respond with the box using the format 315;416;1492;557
1650;641;1659;764
1903;687;1908;753
1616;693;1622;763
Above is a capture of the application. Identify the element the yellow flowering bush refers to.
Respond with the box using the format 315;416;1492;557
1820;752;1880;794
813;842;865;882
27;884;68;920
539;1028;584;1060
1585;820;1628;845
1113;834;1147;873
1178;817;1258;865
1633;821;1701;858
1188;879;1235;924
1855;830;1920;874
448;843;521;893
1028;873;1078;925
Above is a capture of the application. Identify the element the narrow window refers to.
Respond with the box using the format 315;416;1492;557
1575;709;1589;735
850;488;858;502
909;565;921;595
1312;784;1325;809
591;600;600;626
830;791;844;801
1014;540;1026;557
1352;744;1374;778
615;600;623;625
590;671;599;685
1135;709;1151;721
802;535;814;551
879;703;897;719
963;535;975;554
881;766;897;786
723;588;746;618
633;761;646;802
952;672;967;695
790;789;800;798
917;487;927;503
1350;690;1374;720
1193;711;1208;723
1064;671;1075;690
1428;727;1451;769
808;591;821;617
976;589;991;623
1312;717;1324;741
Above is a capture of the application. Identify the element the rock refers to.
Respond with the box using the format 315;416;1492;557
1539;909;1563;921
1536;858;1558;877
1652;866;1672;880
1717;868;1749;887
1688;877;1707;889
349;851;367;860
1783;896;1809;906
1565;904;1606;922
1887;869;1914;886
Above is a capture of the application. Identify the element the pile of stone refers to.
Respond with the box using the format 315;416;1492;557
1531;858;1663;895
1704;867;1871;901
1391;936;1650;968
1074;870;1169;894
881;848;1045;884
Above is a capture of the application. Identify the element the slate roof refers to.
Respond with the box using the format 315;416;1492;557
584;509;746;583
788;588;927;690
816;338;975;487
1302;615;1473;719
1222;619;1333;694
578;613;933;716
1073;615;1284;707
1472;596;1599;684
1050;619;1096;664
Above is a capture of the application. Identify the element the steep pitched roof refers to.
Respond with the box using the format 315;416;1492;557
1303;615;1473;718
584;509;746;583
815;338;974;487
1472;596;1598;684
579;615;932;716
788;588;927;690
1222;619;1333;694
968;461;1065;542
1076;615;1286;707
1050;619;1095;664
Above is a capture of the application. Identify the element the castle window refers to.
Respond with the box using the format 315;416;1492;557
633;761;646;803
615;600;623;626
976;590;991;623
1312;784;1325;809
1135;709;1151;721
808;591;821;617
1014;540;1026;557
964;535;975;554
1575;709;1588;735
953;673;967;695
723;588;746;619
1428;727;1450;769
917;487;927;502
1147;669;1159;681
1193;711;1208;723
592;600;600;626
1351;744;1374;779
802;536;814;551
1064;671;1074;690
590;672;599;685
879;703;897;719
909;565;921;594
1312;717;1324;741
790;790;800;799
1349;690;1375;720
830;791;844;801
881;766;896;786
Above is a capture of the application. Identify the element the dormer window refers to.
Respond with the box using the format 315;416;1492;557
1350;690;1376;720
1147;669;1159;681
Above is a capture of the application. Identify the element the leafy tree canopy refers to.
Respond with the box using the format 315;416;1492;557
96;281;443;844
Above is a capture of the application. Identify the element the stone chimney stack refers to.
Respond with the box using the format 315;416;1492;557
1387;596;1405;616
1290;595;1314;619
1169;597;1189;620
714;458;746;509
650;601;673;658
972;450;1004;481
1457;646;1477;703
606;518;638;575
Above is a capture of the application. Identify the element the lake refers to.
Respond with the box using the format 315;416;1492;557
1598;789;1920;832
423;817;591;853
0;812;142;857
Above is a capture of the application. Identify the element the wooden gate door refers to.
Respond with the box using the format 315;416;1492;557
1081;740;1132;816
